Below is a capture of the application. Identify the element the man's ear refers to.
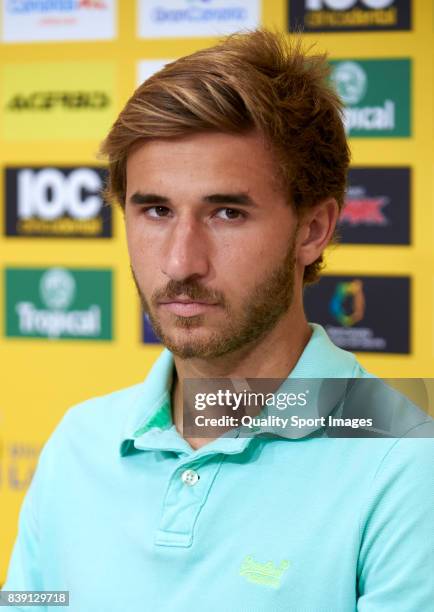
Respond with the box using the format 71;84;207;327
296;198;340;267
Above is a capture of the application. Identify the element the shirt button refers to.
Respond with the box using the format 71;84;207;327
181;468;200;486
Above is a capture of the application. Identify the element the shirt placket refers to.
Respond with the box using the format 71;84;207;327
133;426;253;548
154;453;226;547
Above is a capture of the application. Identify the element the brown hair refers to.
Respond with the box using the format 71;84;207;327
100;28;350;284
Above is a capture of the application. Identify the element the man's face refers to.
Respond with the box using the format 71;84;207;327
125;131;300;359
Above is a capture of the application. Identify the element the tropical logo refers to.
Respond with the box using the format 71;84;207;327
40;269;76;311
330;59;411;137
5;267;112;340
331;61;367;105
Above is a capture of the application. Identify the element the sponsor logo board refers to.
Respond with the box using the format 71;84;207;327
2;0;116;43
5;267;112;340
289;0;411;33
138;0;261;39
1;62;115;141
143;313;161;344
0;440;41;492
304;275;410;353
338;167;410;244
5;166;112;238
330;59;411;137
137;60;173;85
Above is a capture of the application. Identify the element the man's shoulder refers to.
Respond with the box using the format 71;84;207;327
44;379;149;456
64;379;147;423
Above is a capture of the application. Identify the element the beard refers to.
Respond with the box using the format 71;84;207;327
132;235;297;360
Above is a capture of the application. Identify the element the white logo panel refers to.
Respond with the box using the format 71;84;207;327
137;60;173;86
2;0;116;43
138;0;261;39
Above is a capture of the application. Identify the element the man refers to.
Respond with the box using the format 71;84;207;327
3;30;434;611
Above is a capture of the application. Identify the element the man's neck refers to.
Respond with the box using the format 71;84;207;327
170;309;312;450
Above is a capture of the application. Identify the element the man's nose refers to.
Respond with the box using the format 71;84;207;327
161;217;210;282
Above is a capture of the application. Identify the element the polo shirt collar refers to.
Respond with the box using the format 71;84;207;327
119;323;359;457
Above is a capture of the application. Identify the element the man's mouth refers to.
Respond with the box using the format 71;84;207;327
158;298;219;317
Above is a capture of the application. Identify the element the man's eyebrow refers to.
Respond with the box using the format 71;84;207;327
129;192;169;205
203;193;257;206
128;191;257;206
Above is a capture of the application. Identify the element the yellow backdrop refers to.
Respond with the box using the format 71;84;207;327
1;0;433;584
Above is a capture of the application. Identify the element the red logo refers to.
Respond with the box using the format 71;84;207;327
78;0;108;8
340;195;388;226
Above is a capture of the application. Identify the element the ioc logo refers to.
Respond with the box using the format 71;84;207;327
17;167;104;221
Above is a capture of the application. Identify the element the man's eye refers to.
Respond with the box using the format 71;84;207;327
145;206;170;218
215;208;245;220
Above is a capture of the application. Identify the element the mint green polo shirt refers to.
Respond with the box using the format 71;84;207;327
3;324;434;611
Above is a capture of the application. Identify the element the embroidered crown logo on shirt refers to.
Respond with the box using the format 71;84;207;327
239;555;290;589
